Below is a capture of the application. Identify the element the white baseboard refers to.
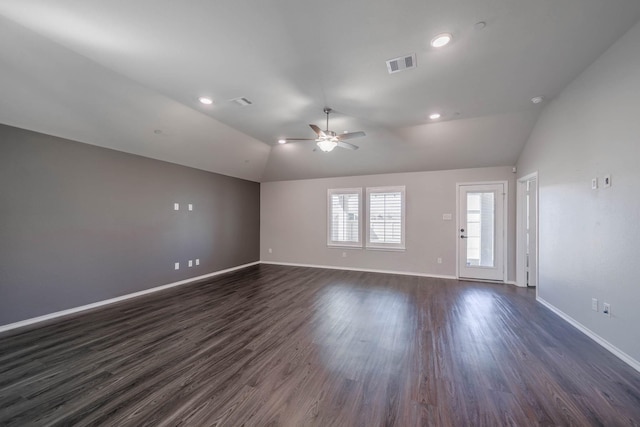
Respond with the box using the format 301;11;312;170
537;297;640;373
0;261;260;334
260;261;457;280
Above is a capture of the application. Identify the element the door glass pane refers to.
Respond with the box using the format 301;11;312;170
466;192;495;267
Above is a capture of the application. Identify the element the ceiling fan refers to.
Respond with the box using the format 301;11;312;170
280;108;365;152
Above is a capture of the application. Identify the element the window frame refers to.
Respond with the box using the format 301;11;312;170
327;188;363;248
365;186;406;251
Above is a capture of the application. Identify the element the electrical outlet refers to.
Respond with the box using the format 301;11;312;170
437;257;443;264
342;252;347;258
195;259;200;266
268;248;273;254
174;262;180;270
188;260;193;267
591;298;598;311
174;203;180;211
603;303;611;317
591;178;598;190
188;204;193;211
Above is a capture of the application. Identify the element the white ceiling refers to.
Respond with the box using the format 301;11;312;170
1;1;639;182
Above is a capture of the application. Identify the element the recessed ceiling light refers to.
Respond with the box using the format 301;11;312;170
198;96;213;105
278;139;287;144
429;113;441;120
431;33;452;48
531;96;544;104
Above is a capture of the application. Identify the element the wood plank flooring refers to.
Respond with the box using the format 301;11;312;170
1;264;639;426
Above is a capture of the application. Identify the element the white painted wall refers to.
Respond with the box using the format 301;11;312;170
517;21;640;366
261;167;516;280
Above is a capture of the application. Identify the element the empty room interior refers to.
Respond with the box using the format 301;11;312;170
1;0;640;425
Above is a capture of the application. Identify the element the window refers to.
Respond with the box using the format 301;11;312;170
327;186;406;251
327;188;362;247
366;186;405;250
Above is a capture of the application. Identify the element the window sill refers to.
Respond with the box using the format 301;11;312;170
365;246;406;252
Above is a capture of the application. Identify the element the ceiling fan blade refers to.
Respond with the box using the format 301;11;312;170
309;124;326;137
337;131;365;140
337;141;359;150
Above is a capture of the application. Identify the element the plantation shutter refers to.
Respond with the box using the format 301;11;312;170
328;189;362;247
367;187;405;249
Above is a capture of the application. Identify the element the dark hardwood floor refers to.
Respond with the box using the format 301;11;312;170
1;264;639;426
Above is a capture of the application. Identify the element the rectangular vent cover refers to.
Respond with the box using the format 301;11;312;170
386;54;417;74
230;97;253;107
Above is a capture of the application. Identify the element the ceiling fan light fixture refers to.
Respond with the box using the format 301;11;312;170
198;96;213;105
429;113;442;120
316;139;338;152
278;139;287;144
431;33;452;48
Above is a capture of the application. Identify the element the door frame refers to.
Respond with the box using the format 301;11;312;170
455;180;508;282
516;172;538;288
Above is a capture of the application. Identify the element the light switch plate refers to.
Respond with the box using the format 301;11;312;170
442;213;452;220
591;178;598;190
174;203;180;210
188;204;193;211
603;174;611;188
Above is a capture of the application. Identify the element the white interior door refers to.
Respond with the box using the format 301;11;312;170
458;183;506;281
517;174;538;287
525;179;538;287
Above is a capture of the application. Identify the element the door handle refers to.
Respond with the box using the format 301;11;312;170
460;235;467;239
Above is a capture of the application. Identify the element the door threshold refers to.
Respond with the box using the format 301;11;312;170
458;277;505;284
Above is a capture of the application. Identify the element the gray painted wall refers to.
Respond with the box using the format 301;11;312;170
261;167;517;280
0;124;260;325
517;21;640;363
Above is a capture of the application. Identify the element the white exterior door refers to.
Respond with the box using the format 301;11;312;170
458;183;506;281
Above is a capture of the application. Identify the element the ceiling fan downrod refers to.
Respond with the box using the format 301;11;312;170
323;107;332;132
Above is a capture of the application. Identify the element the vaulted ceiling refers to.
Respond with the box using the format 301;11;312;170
1;1;639;182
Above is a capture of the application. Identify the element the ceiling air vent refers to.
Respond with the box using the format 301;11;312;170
229;97;253;107
386;53;417;74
